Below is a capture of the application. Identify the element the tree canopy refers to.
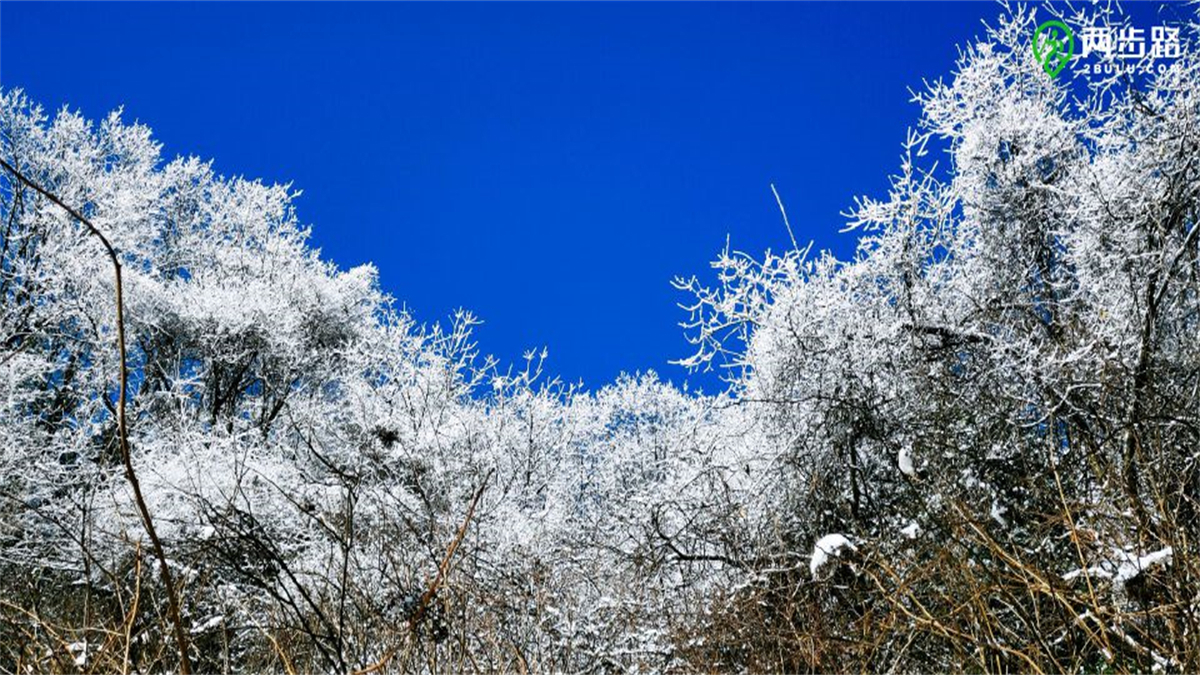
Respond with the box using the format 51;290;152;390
2;6;1199;673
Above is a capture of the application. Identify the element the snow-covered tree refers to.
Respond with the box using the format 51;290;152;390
1;4;1198;673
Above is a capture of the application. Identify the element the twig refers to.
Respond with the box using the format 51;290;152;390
122;542;142;674
770;183;801;253
353;470;493;675
409;469;493;631
0;158;193;674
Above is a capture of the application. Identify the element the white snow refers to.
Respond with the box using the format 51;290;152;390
898;445;915;477
1062;546;1174;589
2;19;1198;670
989;499;1008;527
810;533;857;579
67;641;88;667
191;614;225;635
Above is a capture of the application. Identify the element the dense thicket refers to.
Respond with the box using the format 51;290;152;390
2;7;1199;673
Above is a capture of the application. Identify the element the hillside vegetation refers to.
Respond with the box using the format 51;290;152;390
2;7;1199;673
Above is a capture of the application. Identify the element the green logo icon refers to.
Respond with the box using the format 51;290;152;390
1032;20;1075;78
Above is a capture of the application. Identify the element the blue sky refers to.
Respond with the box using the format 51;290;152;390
0;2;1084;389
